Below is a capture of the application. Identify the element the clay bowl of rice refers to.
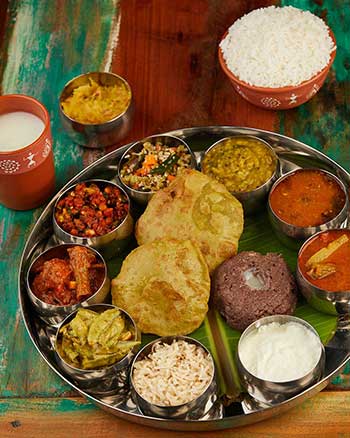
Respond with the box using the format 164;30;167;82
218;6;336;110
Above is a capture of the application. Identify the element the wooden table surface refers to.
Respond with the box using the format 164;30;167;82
1;0;350;437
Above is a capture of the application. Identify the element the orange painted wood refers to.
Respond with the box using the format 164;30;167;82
110;0;279;151
1;392;350;438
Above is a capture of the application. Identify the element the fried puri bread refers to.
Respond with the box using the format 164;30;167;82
135;169;244;273
111;239;210;336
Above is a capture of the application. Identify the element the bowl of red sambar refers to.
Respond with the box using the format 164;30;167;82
268;168;348;245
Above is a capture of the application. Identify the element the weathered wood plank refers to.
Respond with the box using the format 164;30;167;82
0;0;348;414
1;392;350;437
0;0;119;397
0;0;9;94
110;0;279;152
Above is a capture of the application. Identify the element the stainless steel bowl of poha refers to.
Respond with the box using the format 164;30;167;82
118;134;197;204
130;336;217;419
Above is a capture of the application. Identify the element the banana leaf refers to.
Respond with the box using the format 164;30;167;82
197;210;337;397
106;183;337;400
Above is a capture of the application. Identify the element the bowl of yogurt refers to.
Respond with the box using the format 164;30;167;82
236;315;325;405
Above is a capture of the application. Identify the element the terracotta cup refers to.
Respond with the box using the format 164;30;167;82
0;95;55;210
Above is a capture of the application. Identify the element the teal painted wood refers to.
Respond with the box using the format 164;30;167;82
280;0;350;169
0;0;119;397
0;397;96;415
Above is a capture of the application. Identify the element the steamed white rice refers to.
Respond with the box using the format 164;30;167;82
220;6;336;88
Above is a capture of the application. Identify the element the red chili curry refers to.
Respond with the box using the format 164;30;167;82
298;229;350;292
269;169;346;228
55;182;128;237
31;246;104;305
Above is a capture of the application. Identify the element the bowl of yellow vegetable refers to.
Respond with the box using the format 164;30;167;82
59;71;134;148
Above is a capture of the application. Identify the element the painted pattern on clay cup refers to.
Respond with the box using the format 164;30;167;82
0;94;55;210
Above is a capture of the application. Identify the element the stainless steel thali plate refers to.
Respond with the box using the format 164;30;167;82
19;126;350;431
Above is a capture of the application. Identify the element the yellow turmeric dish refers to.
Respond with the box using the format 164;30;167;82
61;78;131;124
201;137;276;193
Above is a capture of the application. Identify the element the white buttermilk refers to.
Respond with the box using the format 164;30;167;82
0;111;45;152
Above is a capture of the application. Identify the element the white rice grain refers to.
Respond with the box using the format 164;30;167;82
220;6;336;88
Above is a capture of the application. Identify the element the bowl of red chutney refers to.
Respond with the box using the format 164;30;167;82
53;179;134;259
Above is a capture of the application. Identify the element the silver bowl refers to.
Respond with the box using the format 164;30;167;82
237;315;325;405
118;134;197;205
54;304;140;396
297;229;350;315
268;168;349;249
130;336;217;419
26;244;110;326
53;179;134;259
200;135;279;215
59;71;134;148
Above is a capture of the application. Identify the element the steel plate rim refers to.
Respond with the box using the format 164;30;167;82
18;125;350;431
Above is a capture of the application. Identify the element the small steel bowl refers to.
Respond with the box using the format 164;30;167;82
53;179;134;259
130;336;217;419
200;135;279;215
268;168;349;249
59;71;134;148
118;134;197;205
237;315;325;405
297;229;350;315
26;244;110;326
54;304;140;396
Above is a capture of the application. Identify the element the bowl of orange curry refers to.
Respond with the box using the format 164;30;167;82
268;168;348;247
297;229;350;315
26;243;110;326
